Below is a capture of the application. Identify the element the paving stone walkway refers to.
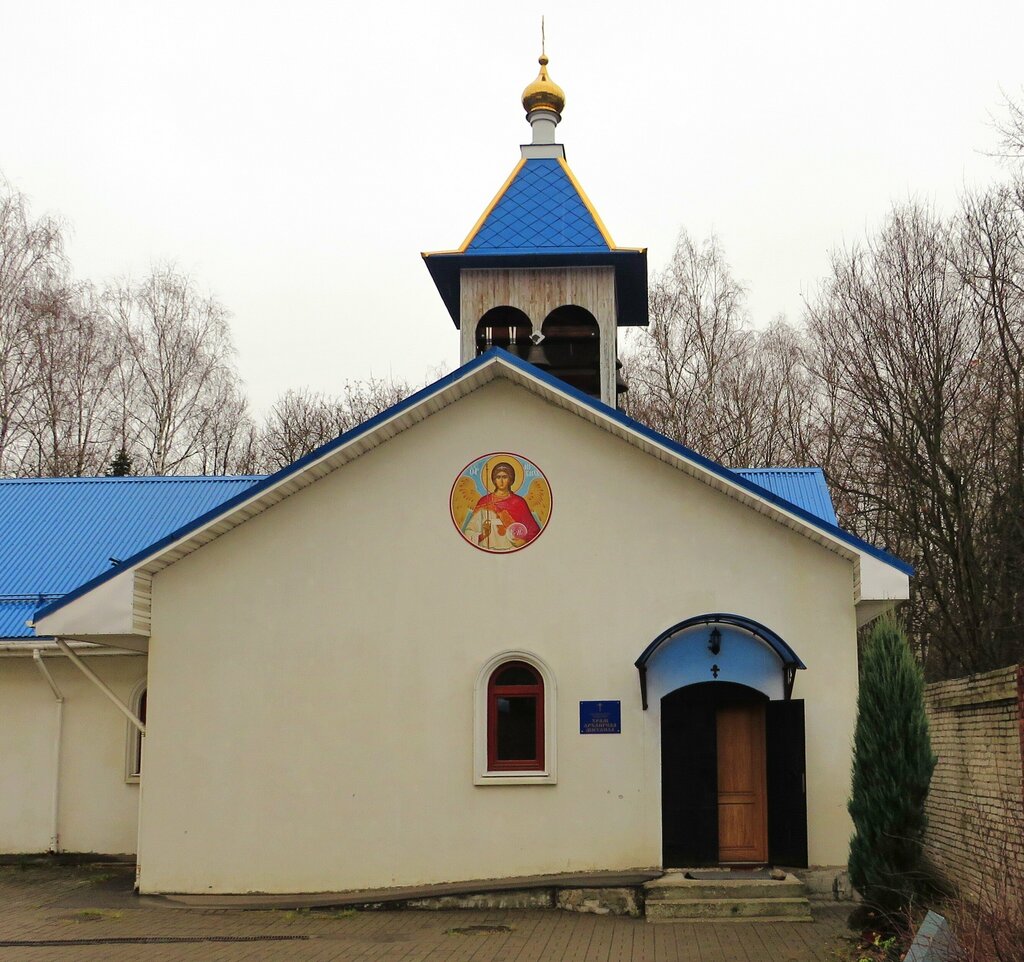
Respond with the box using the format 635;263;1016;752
0;864;857;961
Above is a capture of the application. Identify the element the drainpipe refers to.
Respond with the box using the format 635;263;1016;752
32;649;64;853
54;639;145;734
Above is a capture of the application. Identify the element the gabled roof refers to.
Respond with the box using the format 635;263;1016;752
33;350;911;640
0;476;259;639
463;158;614;255
733;469;837;526
422;158;648;328
1;463;835;643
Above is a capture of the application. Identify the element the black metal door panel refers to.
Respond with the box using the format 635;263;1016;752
765;699;808;867
661;687;718;866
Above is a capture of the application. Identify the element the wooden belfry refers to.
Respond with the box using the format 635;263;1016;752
423;41;648;406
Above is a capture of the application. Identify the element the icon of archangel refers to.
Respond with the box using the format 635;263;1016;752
450;453;552;553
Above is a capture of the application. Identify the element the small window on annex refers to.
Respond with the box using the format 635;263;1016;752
126;686;146;782
487;661;544;771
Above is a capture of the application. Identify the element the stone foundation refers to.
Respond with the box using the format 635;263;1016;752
556;887;642;917
798;866;855;901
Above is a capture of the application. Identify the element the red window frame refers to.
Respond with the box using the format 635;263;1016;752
487;661;544;772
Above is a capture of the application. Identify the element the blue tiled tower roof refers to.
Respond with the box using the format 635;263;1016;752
464;158;611;255
423;156;647;329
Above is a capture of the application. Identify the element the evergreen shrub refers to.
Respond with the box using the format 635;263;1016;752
848;615;937;915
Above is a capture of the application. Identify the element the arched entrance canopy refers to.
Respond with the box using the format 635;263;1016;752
635;613;807;709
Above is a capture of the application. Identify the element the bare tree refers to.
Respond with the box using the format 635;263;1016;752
195;378;259;476
956;181;1024;674
806;201;1022;677
21;283;121;476
991;91;1024;164
257;378;410;471
740;318;819;467
622;231;749;454
105;266;238;474
622;233;816;467
0;187;68;474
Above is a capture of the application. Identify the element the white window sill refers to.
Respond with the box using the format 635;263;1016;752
474;771;556;786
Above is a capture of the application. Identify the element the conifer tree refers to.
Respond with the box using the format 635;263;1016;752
108;446;132;477
848;616;937;913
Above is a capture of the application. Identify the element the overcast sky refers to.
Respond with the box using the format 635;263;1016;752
4;1;1022;413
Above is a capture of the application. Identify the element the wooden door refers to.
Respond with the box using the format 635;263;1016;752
716;701;768;863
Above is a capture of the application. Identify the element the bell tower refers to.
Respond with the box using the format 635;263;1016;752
423;44;647;407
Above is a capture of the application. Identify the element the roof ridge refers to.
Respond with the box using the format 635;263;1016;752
0;475;264;485
733;467;823;474
1;594;63;602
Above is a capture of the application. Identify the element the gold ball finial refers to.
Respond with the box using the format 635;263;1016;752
521;37;565;117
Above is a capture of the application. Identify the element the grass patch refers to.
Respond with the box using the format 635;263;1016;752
69;909;122;922
87;872;118;884
278;908;310;921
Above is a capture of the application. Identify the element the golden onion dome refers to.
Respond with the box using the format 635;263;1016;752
521;54;565;116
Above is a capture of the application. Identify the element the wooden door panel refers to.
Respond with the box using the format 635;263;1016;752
717;702;767;863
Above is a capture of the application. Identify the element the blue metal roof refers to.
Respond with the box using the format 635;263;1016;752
33;350;912;629
0;601;40;640
465;158;611;255
0;476;261;638
732;469;837;526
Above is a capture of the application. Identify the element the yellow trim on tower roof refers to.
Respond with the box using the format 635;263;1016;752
456;158;527;253
556;157;616;249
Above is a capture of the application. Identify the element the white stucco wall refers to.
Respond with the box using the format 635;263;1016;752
0;652;145;854
139;379;859;894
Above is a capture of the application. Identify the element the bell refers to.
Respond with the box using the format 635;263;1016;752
525;341;553;369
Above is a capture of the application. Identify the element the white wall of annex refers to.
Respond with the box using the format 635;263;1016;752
139;378;857;894
0;653;145;854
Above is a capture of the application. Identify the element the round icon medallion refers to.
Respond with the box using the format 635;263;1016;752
450;453;552;553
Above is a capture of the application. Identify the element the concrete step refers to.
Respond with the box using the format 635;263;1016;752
645;896;813;922
644;877;807;901
648;913;814;924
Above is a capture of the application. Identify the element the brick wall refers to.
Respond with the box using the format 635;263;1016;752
923;665;1024;901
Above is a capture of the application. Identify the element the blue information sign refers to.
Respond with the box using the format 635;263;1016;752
579;701;621;734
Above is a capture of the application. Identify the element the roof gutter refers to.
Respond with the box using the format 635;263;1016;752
0;640;139;656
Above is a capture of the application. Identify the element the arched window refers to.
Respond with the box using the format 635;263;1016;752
487;662;544;771
125;683;146;782
541;305;601;397
475;306;532;357
474;651;557;784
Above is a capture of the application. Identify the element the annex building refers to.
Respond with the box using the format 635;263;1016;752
2;51;910;897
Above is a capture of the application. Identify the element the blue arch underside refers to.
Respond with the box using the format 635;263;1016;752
635;613;807;709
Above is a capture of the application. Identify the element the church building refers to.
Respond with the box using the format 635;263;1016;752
3;50;911;899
